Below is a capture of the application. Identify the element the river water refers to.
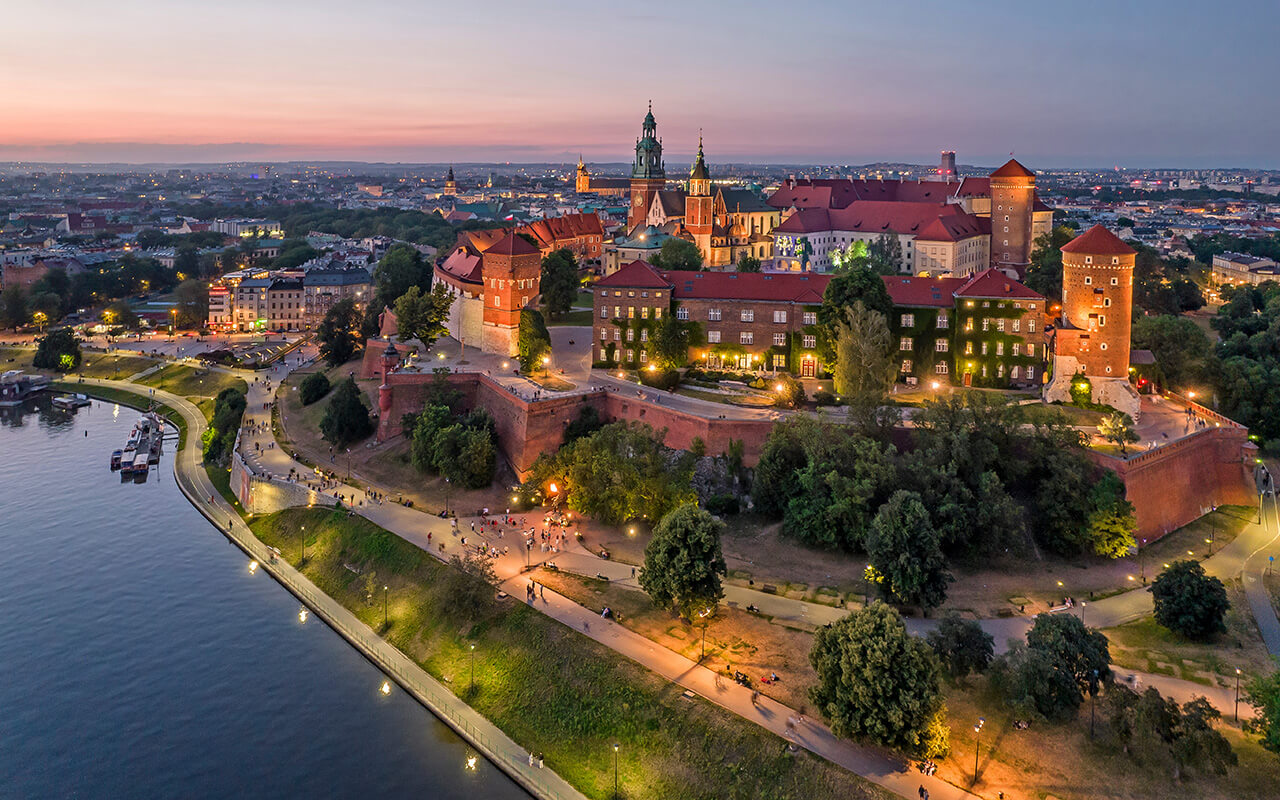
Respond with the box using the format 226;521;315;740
0;397;528;799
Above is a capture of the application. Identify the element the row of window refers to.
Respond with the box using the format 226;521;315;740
965;317;1037;333
900;338;1038;358
600;289;665;299
901;360;1037;381
488;277;537;290
600;306;665;320
703;331;819;348
900;312;949;329
600;328;650;342
1082;276;1123;285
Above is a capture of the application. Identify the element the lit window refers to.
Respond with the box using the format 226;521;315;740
935;339;948;353
802;335;816;349
996;342;1004;356
741;310;754;323
935;362;948;375
936;313;948;329
740;332;753;345
773;310;787;324
803;312;817;325
707;330;721;343
773;333;786;346
901;313;915;327
901;359;913;373
641;307;649;319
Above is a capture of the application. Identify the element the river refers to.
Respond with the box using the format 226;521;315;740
0;396;528;799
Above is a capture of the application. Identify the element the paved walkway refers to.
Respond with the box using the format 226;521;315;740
74;376;586;800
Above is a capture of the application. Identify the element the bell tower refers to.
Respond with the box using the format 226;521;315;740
575;155;590;193
628;101;666;230
444;165;457;196
686;133;714;260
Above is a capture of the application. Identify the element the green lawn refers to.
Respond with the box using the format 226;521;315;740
137;364;248;410
77;353;157;379
0;347;36;370
250;508;892;800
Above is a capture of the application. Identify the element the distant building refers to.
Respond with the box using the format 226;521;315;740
1;256;85;290
303;266;373;328
575;158;630;197
212;218;283;238
1212;252;1280;287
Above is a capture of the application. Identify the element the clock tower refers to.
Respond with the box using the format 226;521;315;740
686;133;713;259
628;102;666;231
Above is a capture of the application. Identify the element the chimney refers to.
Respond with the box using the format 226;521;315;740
1004;282;1011;292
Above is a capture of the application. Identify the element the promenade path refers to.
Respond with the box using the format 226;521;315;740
71;375;587;800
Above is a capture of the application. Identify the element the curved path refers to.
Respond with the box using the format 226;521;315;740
72;376;586;800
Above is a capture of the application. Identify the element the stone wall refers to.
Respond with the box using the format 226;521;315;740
231;435;338;515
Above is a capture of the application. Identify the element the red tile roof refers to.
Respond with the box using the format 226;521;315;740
1060;224;1136;256
437;248;482;284
882;276;967;308
990;158;1035;179
522;212;604;247
955;268;1044;300
483;231;539;257
594;260;671;289
661;270;832;303
775;201;986;240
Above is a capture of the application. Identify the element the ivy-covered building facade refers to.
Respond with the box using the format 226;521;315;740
884;268;1047;389
591;260;1046;387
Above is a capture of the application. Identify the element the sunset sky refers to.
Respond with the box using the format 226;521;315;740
4;0;1278;167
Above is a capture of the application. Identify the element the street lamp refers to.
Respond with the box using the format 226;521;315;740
972;717;985;785
1236;668;1242;722
300;525;306;562
469;643;476;691
612;743;620;799
383;584;389;629
1090;669;1099;739
542;354;551;378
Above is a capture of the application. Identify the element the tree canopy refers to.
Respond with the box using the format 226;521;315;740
817;265;893;363
1151;560;1229;639
1108;686;1236;780
408;403;497;489
394;283;455;349
317;297;365;366
652;238;704;272
639;504;727;619
994;613;1111;720
866;490;952;610
1245;667;1280;756
539;248;580;317
32;329;81;371
809;603;949;757
373;243;432;309
517;309;552;373
831;302;894;410
925;612;994;680
320;377;374;448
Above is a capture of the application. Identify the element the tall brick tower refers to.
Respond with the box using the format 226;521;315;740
444;165;457;196
1045;224;1140;416
480;232;541;356
685;134;713;259
628;102;666;231
575;155;590;193
989;158;1035;273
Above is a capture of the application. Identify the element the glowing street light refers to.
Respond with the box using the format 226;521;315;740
469;643;477;690
612;743;620;799
972;717;985;784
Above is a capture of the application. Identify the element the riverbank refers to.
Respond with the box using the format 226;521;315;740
250;507;895;800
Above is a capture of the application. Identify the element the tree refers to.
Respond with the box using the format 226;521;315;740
317;298;364;366
394;283;455;349
652;237;703;271
639;504;727;619
173;279;209;329
539;248;580;317
736;253;762;273
1245;668;1280;756
373;243;431;309
408;403;497;489
1151;560;1229;639
517;308;551;373
438;551;498;621
320;377;373;447
865;490;952;611
174;244;200;279
299;372;331;405
926;612;994;680
32;329;81;372
201;387;246;464
102;300;138;330
867;233;903;275
1131;315;1210;389
782;424;895;551
831;302;894;408
563;405;603;446
995;613;1111;720
1099;411;1139;454
1024;225;1075;301
772;373;805;409
816;265;894;363
809;603;949;757
1087;471;1138;559
0;285;28;329
1108;686;1236;779
830;240;869;272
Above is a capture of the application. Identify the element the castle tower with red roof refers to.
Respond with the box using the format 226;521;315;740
685;134;714;260
480;232;541;356
989;158;1035;273
1045;224;1140;416
628;102;666;231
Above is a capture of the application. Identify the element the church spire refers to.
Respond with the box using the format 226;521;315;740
689;130;710;196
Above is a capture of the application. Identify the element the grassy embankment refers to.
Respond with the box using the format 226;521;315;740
537;564;1280;800
249;507;893;800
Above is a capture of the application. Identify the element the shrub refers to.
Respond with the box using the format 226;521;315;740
814;389;838;406
705;494;739;516
299;372;331;405
639;367;680;391
1151;560;1229;639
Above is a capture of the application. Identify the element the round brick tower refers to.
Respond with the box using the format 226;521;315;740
1060;224;1135;378
989;158;1036;272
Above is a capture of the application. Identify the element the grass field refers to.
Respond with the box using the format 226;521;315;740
0;347;36;370
249;507;894;800
136;364;248;409
77;353;157;379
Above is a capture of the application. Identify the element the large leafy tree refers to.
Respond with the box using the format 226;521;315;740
524;422;695;526
539;248;580;318
517;308;551;373
201;387;246;464
1246;668;1280;756
32;329;81;371
0;285;28;329
865;490;951;610
809;603;949;757
651;238;703;271
639;504;727;619
995;613;1111;720
373;243;432;309
816;265;893;363
736;253;761;273
1108;686;1236;779
867;232;903;275
781;423;895;551
1151;560;1229;639
1087;471;1138;559
320;377;374;447
1099;411;1139;454
394;283;455;350
1131;315;1210;389
408;404;497;489
651;312;700;369
173;279;208;328
317;297;365;366
926;612;994;680
831;302;894;409
1024;225;1076;301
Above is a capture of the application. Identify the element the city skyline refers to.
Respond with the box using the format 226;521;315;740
3;0;1279;167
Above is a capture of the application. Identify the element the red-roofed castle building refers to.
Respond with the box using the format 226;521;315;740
435;230;541;356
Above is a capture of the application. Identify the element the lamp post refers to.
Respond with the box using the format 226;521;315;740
1090;669;1099;739
1139;538;1147;583
1235;668;1242;723
973;717;985;785
469;643;476;691
612;743;620;799
300;525;306;563
383;584;389;629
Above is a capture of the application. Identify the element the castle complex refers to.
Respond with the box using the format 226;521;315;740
433;231;540;357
